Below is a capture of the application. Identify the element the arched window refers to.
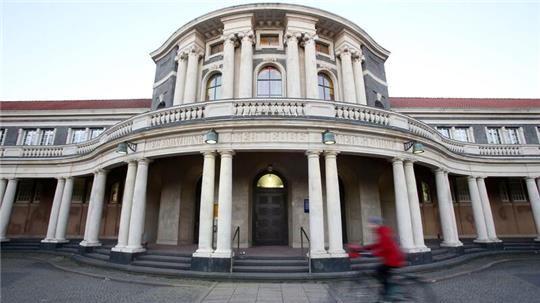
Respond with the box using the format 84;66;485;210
256;173;284;188
318;73;334;101
206;73;222;101
257;66;282;97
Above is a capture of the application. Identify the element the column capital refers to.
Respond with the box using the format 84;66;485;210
64;176;74;181
305;150;322;157
94;168;108;175
284;31;301;45
323;150;340;157
55;176;66;181
187;45;204;58
390;157;404;164
433;168;447;174
136;158;152;165
201;150;216;157
468;175;479;181
174;50;188;62
403;158;416;165
525;176;539;181
218;149;235;156
124;159;138;165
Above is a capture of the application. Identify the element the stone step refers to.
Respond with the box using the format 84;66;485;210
57;247;79;254
233;265;309;273
1;246;40;250
432;253;456;262
350;262;379;270
3;242;41;246
503;246;540;251
94;248;111;255
233;259;307;267
131;260;191;270
136;254;191;263
145;250;193;258
234;255;306;261
464;248;485;254
85;252;109;261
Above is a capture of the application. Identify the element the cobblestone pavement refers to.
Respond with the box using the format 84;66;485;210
1;252;539;303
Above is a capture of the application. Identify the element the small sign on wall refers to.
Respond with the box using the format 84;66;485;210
304;199;309;213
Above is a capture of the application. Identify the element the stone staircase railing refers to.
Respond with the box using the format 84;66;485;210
1;98;539;158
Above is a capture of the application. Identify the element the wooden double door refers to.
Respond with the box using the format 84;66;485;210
253;188;288;245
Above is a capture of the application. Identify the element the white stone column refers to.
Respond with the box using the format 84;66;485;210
0;178;18;242
173;51;188;106
306;151;329;258
285;32;301;98
42;178;65;242
467;176;490;242
194;151;216;257
303;34;319;99
238;32;254;98
392;159;415;252
113;161;138;251
434;169;460;246
82;173;97;242
125;159;150;253
222;34;236;99
525;177;540;241
403;160;429;251
183;47;202;103
338;48;357;103
54;177;74;242
324;151;347;257
444;172;462;244
213;150;234;258
352;53;367;105
477;177;500;242
80;169;107;247
0;178;7;207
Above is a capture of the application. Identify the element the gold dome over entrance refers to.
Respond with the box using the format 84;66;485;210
256;173;284;188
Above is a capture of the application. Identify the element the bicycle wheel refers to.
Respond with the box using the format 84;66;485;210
392;275;436;302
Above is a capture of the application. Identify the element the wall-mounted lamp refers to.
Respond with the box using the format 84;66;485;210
404;141;424;154
322;130;336;145
116;142;137;155
204;129;218;144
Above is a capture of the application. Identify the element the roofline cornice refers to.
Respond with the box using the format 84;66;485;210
149;3;390;62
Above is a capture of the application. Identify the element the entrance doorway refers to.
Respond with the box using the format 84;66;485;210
253;171;288;245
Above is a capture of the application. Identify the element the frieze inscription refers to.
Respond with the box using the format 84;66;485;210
230;132;309;143
337;134;398;150
147;135;203;150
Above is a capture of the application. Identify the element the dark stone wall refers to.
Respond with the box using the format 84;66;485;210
361;46;389;109
4;127;19;145
152;77;176;110
54;127;68;145
154;47;178;82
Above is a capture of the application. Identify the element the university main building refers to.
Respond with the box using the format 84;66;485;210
1;3;539;274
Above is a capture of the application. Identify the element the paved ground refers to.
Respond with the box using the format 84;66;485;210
1;252;539;302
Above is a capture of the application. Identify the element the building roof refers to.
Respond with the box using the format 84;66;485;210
390;97;540;108
1;97;539;111
0;99;152;110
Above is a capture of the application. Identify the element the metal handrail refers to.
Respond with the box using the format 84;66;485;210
230;226;240;273
300;227;311;274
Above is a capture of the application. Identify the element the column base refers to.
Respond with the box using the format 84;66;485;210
192;249;213;258
122;246;146;254
79;241;101;254
212;250;232;258
191;257;231;272
406;251;432;265
440;241;463;248
110;250;144;264
534;237;540;242
40;239;68;250
473;239;492;244
311;257;351;273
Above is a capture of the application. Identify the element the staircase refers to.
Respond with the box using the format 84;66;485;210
81;244;113;261
0;238;41;251
232;255;309;274
131;250;192;271
350;252;380;271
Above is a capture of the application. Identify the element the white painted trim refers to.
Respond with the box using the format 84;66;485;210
199;68;223;102
153;71;177;88
363;70;387;86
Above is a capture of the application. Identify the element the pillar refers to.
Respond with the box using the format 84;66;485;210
0;178;18;242
193;151;216;257
352;53;367;105
125;159;150;253
306;151;328;258
213;150;234;258
525;177;540;241
303;34;319;99
80;169;107;247
392;159;415;251
324;151;347;257
434;169;461;246
0;178;7;207
221;34;236;99
467;176;490;242
444;172;462;244
54;177;73;242
113;160;138;251
285;32;301;98
183;47;202;103
42;178;65;242
477;177;500;242
238;32;254;98
338;48;357;103
403;161;429;251
173;51;188;106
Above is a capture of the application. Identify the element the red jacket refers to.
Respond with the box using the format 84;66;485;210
366;225;405;267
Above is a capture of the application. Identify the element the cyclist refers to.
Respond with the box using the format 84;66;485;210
364;216;405;301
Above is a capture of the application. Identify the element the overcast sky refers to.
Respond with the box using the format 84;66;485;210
1;0;539;101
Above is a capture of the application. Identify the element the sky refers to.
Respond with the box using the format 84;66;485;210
1;0;539;101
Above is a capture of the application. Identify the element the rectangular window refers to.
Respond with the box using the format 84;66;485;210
487;128;502;144
453;127;469;142
15;180;34;203
40;129;55;145
508;179;526;202
72;178;86;203
209;42;223;55
315;42;330;55
506;127;520;144
260;34;279;47
437;127;451;138
454;177;471;202
0;128;6;145
89;128;104;139
22;129;38;145
421;181;432;203
499;181;510;202
71;128;87;143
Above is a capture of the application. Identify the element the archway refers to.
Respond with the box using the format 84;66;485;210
252;170;288;245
